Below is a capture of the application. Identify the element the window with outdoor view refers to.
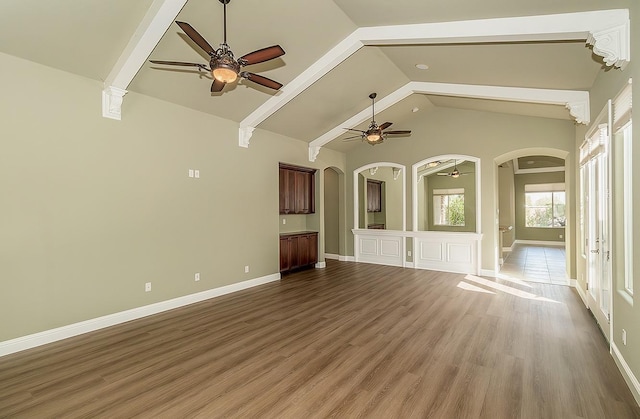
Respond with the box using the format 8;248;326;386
525;183;565;228
433;188;465;226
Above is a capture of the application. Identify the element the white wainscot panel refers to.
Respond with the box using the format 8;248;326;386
420;242;443;261
353;229;405;268
413;232;481;275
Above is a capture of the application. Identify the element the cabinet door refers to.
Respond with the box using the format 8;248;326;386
279;168;295;214
294;171;313;214
289;235;300;269
297;234;310;266
279;237;291;272
308;233;318;265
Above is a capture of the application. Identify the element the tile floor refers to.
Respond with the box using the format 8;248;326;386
499;243;568;285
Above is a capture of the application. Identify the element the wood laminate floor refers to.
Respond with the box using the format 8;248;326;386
1;261;639;418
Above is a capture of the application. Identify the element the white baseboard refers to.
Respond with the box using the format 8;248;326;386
502;246;513;252
612;342;640;407
575;281;588;307
0;273;281;358
514;239;565;247
405;261;415;269
315;261;327;268
325;254;355;262
479;269;497;277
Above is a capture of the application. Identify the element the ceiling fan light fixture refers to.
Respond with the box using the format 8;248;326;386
426;161;441;167
366;132;382;143
212;53;240;83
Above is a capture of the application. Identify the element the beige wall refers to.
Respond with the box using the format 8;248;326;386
513;171;566;242
323;168;340;255
498;163;515;247
0;52;345;342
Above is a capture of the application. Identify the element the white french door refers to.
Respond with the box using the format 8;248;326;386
581;103;612;342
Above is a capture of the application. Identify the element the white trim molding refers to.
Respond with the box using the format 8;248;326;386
0;273;280;357
238;9;627;150
315;261;327;269
514;239;565;247
612;343;640;406
309;83;589;161
101;0;188;120
101;86;128;120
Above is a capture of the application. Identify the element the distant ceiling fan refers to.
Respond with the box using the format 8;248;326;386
437;160;473;178
149;0;285;93
343;93;411;145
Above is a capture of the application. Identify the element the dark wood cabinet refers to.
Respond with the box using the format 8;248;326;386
367;179;382;212
280;232;318;273
279;163;316;214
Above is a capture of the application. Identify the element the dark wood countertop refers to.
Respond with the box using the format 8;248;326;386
279;231;318;237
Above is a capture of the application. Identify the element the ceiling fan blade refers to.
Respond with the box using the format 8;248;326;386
211;79;225;93
241;72;283;90
342;137;363;142
149;60;206;68
379;122;393;130
176;21;215;55
384;130;412;135
436;173;450;176
343;128;367;133
239;45;285;65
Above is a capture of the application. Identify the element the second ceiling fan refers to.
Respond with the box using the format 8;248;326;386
343;93;412;146
150;0;285;93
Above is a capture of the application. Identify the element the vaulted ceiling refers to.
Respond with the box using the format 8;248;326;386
0;0;631;156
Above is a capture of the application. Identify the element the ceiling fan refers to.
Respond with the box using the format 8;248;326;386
437;160;473;178
149;0;285;93
343;93;411;145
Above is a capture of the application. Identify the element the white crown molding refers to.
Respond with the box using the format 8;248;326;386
308;145;321;162
308;81;589;160
241;9;626;150
101;0;188;120
587;22;631;69
239;126;255;148
101;86;128;120
0;272;280;357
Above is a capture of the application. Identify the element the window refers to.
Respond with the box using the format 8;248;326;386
433;188;465;226
524;183;565;228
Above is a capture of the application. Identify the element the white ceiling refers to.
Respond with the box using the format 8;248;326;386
0;0;630;153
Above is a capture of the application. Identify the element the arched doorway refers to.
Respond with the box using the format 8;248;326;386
494;148;572;285
323;167;345;260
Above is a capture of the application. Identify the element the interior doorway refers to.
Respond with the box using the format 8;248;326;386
323;167;344;259
496;151;570;285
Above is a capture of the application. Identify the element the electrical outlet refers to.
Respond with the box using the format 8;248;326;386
559;234;563;239
282;218;286;225
622;329;627;346
188;169;194;178
408;251;412;257
145;282;151;292
194;169;200;179
244;265;250;273
195;272;200;282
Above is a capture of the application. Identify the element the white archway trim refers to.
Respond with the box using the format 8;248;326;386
102;0;188;120
239;9;627;146
308;82;589;161
411;154;482;235
353;162;407;233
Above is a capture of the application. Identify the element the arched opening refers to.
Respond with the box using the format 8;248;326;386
494;148;572;284
323;166;347;262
